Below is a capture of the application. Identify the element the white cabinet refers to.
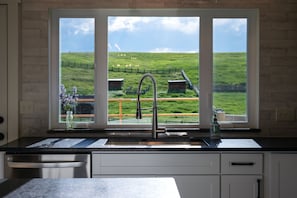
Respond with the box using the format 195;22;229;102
92;152;220;175
221;154;263;198
221;175;262;198
92;152;265;198
92;152;220;198
270;154;297;198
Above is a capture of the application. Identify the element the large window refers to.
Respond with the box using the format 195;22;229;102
50;9;259;130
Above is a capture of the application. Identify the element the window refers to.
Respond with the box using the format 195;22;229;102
213;18;248;123
59;18;95;124
50;9;259;130
107;16;200;126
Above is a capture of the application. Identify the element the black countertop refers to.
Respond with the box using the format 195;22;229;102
0;178;180;198
1;136;297;153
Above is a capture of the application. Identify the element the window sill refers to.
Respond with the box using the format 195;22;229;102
48;127;261;134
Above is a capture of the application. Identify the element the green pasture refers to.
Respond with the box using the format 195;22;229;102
61;52;247;117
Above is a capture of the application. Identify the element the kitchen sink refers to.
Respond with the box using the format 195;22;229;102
26;136;208;149
105;137;207;148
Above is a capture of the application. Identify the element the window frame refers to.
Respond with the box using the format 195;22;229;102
49;8;259;130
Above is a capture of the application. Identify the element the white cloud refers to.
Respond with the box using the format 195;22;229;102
150;47;173;52
72;19;94;35
150;47;198;53
108;17;152;32
61;18;95;35
213;18;246;32
108;17;199;35
160;17;199;35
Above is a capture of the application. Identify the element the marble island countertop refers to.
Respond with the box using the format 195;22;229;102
0;178;180;198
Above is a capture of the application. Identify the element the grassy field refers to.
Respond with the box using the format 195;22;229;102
61;52;246;118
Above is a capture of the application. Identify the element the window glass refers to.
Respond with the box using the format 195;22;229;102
59;18;95;124
107;17;200;125
212;18;248;123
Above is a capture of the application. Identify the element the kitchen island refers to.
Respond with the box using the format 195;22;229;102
0;177;180;198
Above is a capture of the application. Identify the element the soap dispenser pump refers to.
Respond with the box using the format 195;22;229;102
210;113;220;139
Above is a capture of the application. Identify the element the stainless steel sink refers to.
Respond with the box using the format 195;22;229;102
105;137;207;148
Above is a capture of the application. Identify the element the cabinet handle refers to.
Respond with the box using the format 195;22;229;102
8;161;85;168
0;116;3;124
257;179;261;198
230;162;255;166
0;132;4;140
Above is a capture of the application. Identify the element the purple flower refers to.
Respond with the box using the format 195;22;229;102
59;84;78;112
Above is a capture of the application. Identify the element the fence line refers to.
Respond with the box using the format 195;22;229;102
61;61;94;69
62;61;181;74
78;97;199;102
71;97;199;122
108;67;180;74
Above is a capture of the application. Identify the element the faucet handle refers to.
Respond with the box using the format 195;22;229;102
153;127;167;139
157;127;167;133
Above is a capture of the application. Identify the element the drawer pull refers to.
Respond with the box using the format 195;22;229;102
230;162;255;166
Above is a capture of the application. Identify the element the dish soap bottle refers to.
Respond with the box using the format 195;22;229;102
210;113;220;139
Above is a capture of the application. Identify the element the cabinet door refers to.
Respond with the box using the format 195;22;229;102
175;176;220;198
270;154;297;198
92;153;220;175
221;175;262;198
93;175;220;198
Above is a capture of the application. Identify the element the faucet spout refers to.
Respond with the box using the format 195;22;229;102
136;73;161;139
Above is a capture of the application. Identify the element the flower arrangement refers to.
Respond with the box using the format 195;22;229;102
59;84;79;113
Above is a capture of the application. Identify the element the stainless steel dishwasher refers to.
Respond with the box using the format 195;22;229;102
4;154;91;178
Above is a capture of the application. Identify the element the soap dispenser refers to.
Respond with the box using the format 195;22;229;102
210;113;220;139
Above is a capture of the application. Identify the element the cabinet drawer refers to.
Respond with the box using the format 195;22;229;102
221;154;263;174
92;153;220;175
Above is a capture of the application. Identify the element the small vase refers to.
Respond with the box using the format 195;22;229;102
66;111;74;130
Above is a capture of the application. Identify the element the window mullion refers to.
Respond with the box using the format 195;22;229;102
199;15;213;129
49;11;60;129
95;15;108;128
247;11;259;128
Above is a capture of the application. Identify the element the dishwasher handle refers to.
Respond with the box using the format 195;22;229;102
8;161;86;169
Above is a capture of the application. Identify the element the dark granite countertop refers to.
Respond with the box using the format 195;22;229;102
1;136;297;153
0;178;180;198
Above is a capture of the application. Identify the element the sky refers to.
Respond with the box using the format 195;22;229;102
60;17;247;53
